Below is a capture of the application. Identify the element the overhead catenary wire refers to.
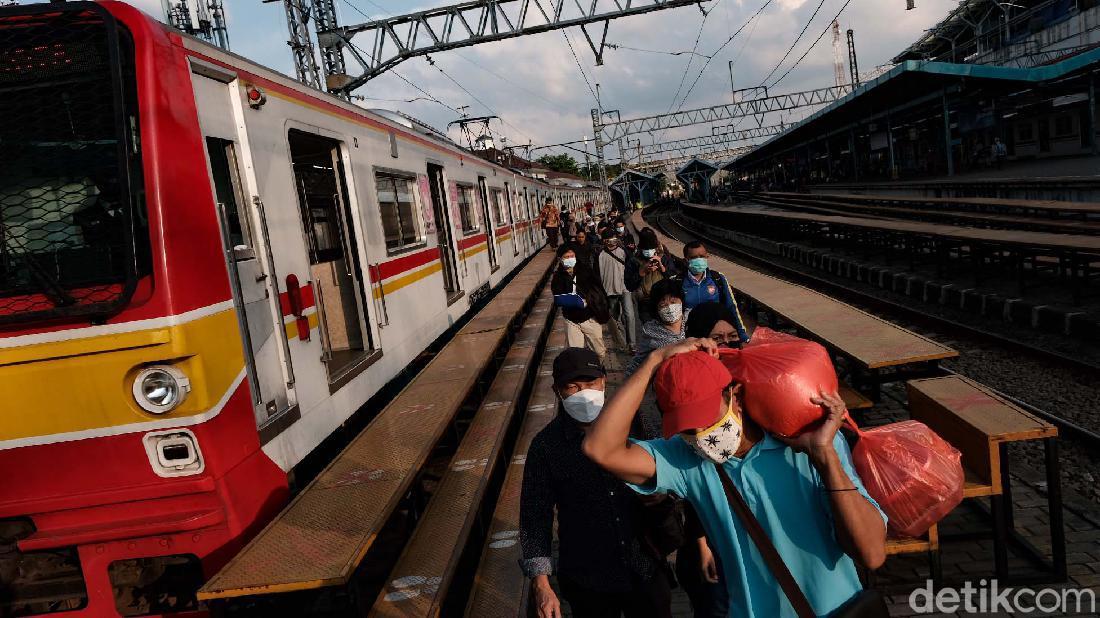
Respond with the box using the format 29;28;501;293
338;0;547;148
342;0;574;116
560;30;600;105
758;0;829;86
670;0;775;114
606;43;713;58
424;54;539;144
662;1;717;116
337;0;464;114
768;0;858;88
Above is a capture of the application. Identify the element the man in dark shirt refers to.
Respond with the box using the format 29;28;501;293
520;348;672;618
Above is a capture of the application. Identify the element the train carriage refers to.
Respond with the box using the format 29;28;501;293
0;2;606;615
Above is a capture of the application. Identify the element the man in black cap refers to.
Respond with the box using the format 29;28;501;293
520;348;673;618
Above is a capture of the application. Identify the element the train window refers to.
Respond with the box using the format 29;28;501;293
489;188;506;226
0;9;151;325
456;183;478;233
205;137;253;259
375;172;423;253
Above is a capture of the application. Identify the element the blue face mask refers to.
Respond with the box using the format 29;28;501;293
688;257;708;274
562;257;577;268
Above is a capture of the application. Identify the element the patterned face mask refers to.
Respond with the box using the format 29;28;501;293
657;302;682;324
682;396;742;464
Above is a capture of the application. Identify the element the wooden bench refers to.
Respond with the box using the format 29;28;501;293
370;290;555;617
839;383;873;411
881;524;941;584
197;251;555;602
464;323;567;617
906;375;1063;580
636;210;958;399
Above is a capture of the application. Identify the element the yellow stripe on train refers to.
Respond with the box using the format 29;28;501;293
371;261;444;300
0;309;245;442
461;243;487;260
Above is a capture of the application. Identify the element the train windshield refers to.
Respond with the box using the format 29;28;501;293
0;4;150;326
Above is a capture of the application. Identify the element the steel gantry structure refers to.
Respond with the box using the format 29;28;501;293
302;0;704;96
594;85;852;143
591;84;852;188
631;144;756;173
635;124;786;157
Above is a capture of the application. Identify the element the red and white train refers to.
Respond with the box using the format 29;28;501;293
0;2;606;615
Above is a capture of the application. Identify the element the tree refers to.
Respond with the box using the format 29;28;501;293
535;153;580;176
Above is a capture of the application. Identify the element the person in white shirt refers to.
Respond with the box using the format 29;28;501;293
598;230;637;354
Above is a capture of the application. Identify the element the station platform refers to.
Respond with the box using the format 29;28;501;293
538;219;1099;617
571;325;1100;617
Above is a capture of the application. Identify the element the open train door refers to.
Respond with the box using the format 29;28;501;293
426;163;461;299
189;61;298;438
477;176;499;271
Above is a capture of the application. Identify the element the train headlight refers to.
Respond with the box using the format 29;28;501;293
132;366;191;414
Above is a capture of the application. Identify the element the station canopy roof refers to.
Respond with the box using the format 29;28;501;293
609;169;656;186
730;47;1100;168
676;158;719;176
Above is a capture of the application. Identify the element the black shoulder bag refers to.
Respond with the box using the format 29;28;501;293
711;463;888;618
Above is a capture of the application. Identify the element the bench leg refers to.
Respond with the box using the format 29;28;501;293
999;443;1015;534
992;492;1010;581
929;549;942;585
1046;438;1068;582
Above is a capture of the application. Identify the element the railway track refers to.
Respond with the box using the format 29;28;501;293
646;204;1100;450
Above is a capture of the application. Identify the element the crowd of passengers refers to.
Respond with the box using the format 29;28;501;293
524;198;889;618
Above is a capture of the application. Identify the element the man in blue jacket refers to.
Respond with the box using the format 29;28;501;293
677;241;751;345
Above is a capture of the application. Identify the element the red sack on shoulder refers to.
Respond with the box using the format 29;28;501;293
743;326;801;346
719;336;837;437
851;420;964;538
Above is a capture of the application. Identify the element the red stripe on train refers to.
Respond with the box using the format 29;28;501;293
377;247;440;281
458;234;487;250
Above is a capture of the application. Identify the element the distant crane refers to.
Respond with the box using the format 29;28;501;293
831;20;847;89
162;0;230;50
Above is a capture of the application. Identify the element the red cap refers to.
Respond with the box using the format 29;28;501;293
654;351;734;438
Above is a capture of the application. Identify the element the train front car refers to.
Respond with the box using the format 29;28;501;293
0;2;286;616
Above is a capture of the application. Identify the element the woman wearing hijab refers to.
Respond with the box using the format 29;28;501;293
684;302;756;348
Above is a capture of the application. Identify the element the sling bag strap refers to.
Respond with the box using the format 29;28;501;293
604;249;627;267
712;462;816;618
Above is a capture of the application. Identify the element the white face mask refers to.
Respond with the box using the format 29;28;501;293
682;399;742;464
657;302;682;324
641;249;657;259
561;389;605;423
562;257;577;268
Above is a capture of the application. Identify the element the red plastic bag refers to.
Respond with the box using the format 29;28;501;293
852;420;964;538
719;337;838;437
743;326;801;346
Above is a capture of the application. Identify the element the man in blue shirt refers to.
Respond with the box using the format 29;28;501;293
582;339;887;618
679;241;751;344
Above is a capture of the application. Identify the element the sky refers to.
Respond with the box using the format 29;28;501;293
19;0;958;162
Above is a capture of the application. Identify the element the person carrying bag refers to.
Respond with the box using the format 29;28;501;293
712;463;888;618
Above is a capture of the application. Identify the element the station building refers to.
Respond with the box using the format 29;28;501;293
729;0;1100;191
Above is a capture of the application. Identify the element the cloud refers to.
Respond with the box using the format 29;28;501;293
87;0;960;159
